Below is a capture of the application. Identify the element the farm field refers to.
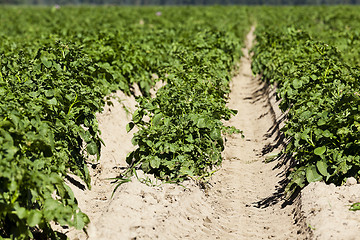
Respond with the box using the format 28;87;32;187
1;5;360;239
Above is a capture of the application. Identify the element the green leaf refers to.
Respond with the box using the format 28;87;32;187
317;118;326;126
79;130;92;143
149;156;160;169
4;146;18;160
292;79;302;89
41;57;52;68
27;210;42;227
126;152;134;165
300;111;312;119
86;141;98;155
310;74;318;80
16;207;27;219
141;161;150;172
43;199;60;220
74;211;89;230
306;165;323;183
322;130;331;138
44;90;54;98
314;146;326;156
132;109;143;123
186;134;194;143
44;199;60;211
131;136;139;146
152;113;163;126
350;202;360;211
126;122;135;133
210;128;221;140
293;173;306;188
47;98;58;105
316;161;329;176
164;118;170;126
10;114;20;129
197;118;207;128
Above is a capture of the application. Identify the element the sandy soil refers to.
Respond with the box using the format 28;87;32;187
60;27;360;240
301;181;360;240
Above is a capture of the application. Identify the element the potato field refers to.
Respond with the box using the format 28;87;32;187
1;5;360;239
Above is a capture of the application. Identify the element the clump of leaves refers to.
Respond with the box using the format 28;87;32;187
252;25;360;198
118;27;244;185
0;41;104;238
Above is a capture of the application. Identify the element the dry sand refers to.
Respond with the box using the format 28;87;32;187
301;181;360;240
61;27;360;240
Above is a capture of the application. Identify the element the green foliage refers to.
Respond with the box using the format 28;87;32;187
3;5;360;238
0;6;249;239
252;7;360;197
0;39;106;238
117;7;248;183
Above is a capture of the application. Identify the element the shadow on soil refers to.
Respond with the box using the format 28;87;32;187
251;79;300;210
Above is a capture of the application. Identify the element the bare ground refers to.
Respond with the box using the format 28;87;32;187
61;27;360;240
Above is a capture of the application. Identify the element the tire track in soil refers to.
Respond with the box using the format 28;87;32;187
205;26;301;239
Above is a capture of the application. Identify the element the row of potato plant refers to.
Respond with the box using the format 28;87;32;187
0;6;249;239
123;28;244;184
0;40;102;239
252;6;360;68
251;24;360;197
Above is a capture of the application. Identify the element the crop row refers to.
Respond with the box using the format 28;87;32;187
252;22;360;196
123;27;244;184
252;6;360;67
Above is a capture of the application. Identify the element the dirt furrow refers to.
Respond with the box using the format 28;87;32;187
206;26;300;239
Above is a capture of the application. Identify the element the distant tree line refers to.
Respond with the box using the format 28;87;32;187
1;0;360;6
